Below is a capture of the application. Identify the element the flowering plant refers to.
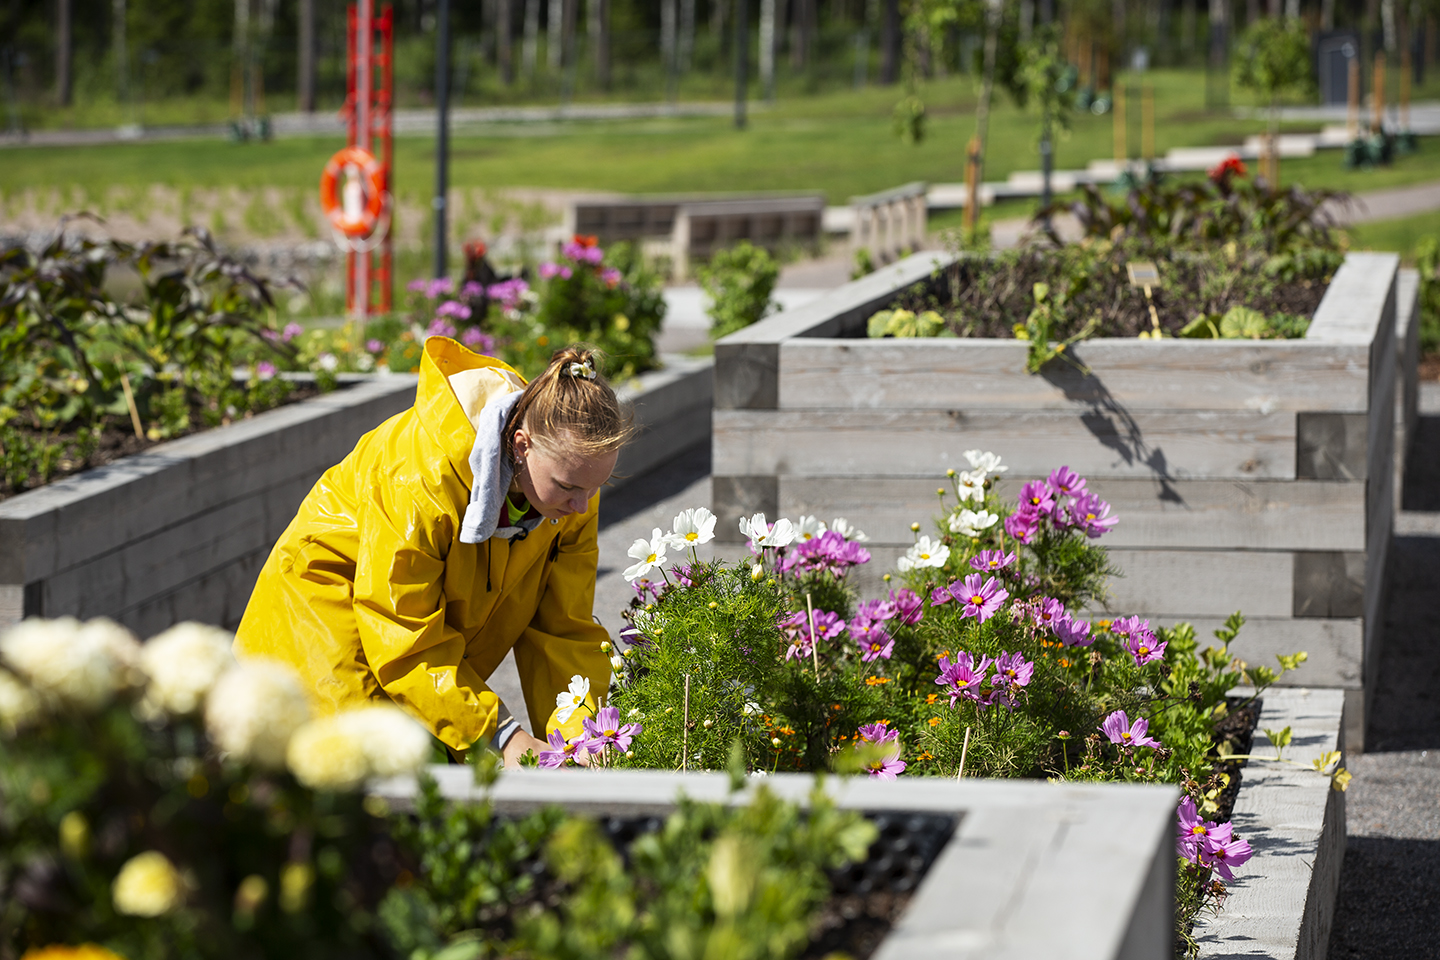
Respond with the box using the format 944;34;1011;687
0;617;429;959
602;451;1340;956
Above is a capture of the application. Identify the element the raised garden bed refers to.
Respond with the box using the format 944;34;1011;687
713;250;1399;751
372;767;1180;960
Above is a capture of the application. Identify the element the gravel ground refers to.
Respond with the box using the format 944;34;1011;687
1328;383;1440;959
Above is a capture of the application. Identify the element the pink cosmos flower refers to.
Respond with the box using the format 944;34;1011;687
487;278;531;308
1004;504;1042;544
888;588;924;626
1200;835;1254;881
426;277;455;299
969;550;1017;573
537;728;585;767
854;598;897;623
561;240;605;264
1032;597;1066;631
600;267;623;286
461;280;485;298
1047;465;1087;499
436;300;472;320
255;361;276;380
282;322;304;342
1100;709;1160;749
582;705;642;753
857;629;894;662
1070;491;1119;538
955;574;1009;623
930;585;954;606
1122;624;1167;666
990;650;1034;709
935;652;993;707
781;530;871;577
538;262;573;280
427;318;457;338
1054;615;1093;648
1176;797;1239;867
857;722;899;745
366;338;386;354
1019;480;1055;515
461;327;495;353
406;278;428;293
780;609;845;662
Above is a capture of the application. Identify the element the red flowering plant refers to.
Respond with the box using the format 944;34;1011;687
603;451;1343;957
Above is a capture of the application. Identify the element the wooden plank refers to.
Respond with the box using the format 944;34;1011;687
775;476;1367;551
37;472;315;621
714;408;1298;480
120;546;272;637
778;339;1371;413
1307;251;1397;345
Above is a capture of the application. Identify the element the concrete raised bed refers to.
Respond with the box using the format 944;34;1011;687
712;251;1398;750
373;768;1179;960
0;356;713;634
1197;687;1347;960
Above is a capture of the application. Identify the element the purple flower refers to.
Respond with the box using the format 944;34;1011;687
538;261;573;280
1019;480;1056;515
1110;616;1142;637
1124;628;1167;666
955;574;1009;624
486;277;531;309
991;650;1034;693
1200;835;1254;881
1100;709;1160;749
426;277;455;299
255;361;276;380
600;267;623;286
461;327;495;353
406;278;428;293
561;240;606;264
631;578;661;602
1032;597;1066;631
969;550;1017;574
427;318;458;338
863;744;906;779
935;652;993;707
436;300;472;320
780;609;846;661
1070;491;1119;538
1054;615;1093;648
582;705;642;753
781;530;870;577
929;585;954;606
857;722;899;745
282;322;303;342
261;328;280;342
537;728;584;767
671;563;698;588
461;280;485;298
856;628;894;662
1004;504;1043;544
888;588;923;626
366;338;386;354
854;598;897;623
1047;465;1087;499
1176;797;1235;862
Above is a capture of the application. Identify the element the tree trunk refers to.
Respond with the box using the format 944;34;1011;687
589;0;609;88
56;0;72;106
712;0;728;56
499;0;513;84
662;0;677;98
547;0;562;72
115;0;130;106
1383;0;1397;53
523;0;539;79
760;0;775;96
680;0;695;71
879;0;899;83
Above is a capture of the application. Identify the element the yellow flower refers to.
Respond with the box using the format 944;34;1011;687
864;677;891;686
112;851;185;917
22;946;128;960
928;717;942;727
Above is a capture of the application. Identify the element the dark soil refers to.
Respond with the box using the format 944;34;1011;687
1419;354;1440;382
0;385;319;502
1209;697;1262;824
885;249;1332;341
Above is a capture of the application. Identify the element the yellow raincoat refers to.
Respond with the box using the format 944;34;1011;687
234;338;611;751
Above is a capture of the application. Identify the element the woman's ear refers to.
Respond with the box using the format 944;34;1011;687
512;428;531;460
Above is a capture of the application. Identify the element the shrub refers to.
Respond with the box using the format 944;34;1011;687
697;241;780;340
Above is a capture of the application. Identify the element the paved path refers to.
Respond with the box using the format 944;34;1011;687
1327;381;1440;958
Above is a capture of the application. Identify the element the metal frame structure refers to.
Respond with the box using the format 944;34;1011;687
343;0;394;320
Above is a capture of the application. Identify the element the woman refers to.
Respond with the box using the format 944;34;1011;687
235;338;629;766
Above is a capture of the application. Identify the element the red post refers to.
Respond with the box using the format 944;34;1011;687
340;1;394;319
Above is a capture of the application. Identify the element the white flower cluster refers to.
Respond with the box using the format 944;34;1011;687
952;449;1008;503
140;622;236;716
286;705;432;791
206;659;314;767
898;536;950;571
624;507;718;581
0;616;141;713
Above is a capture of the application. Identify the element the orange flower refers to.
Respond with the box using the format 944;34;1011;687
925;693;939;705
1059;658;1072;668
864;677;891;686
928;717;942;727
573;234;599;248
917;751;934;761
22;947;127;960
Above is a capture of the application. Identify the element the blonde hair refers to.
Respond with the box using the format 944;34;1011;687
504;346;634;463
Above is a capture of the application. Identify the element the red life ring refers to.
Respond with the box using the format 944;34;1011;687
319;146;386;238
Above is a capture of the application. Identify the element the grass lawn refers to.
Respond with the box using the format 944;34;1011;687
1346;209;1440;262
5;68;1440;208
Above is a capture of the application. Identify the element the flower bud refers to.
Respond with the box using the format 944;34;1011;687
750;564;764;581
946;468;957;477
703;719;713;728
600;640;612;654
911;522;921;532
708;601;719;610
771;737;782;748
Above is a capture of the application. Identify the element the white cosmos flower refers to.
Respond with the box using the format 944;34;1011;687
948;509;1000;537
897;536;951;572
955;469;987;502
554;674;591;725
140;622;236;716
205;660;312;768
795;516;827;541
667;507;717;549
624;528;669;582
610;655;625;672
739;513;797;549
963;450;1008;477
0;617;140;712
829;518;870;542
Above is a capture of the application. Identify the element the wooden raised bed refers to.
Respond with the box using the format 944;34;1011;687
713;251;1401;750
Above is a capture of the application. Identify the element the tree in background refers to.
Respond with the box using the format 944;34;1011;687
1233;17;1313;185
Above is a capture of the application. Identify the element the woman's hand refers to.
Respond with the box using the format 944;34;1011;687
502;729;548;768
